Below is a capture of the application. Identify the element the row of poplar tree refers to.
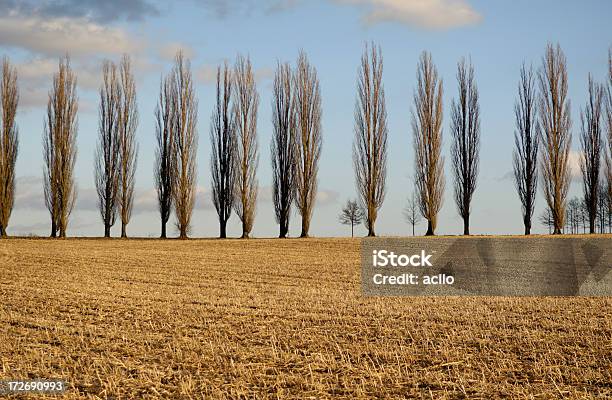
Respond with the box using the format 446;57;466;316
0;42;610;238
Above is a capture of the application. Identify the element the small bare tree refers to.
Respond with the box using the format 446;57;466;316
271;62;296;238
450;57;480;235
579;75;604;234
211;63;236;239
412;51;445;236
171;51;198;239
513;64;539;235
43;56;78;238
404;191;421;236
538;43;572;234
95;61;121;237
0;57;18;238
539;208;554;234
353;43;388;237
154;73;174;238
294;51;322;238
118;55;138;238
233;55;259;239
339;199;364;238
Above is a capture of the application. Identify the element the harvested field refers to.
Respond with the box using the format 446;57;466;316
0;237;611;399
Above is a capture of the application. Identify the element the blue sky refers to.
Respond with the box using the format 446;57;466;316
1;0;611;237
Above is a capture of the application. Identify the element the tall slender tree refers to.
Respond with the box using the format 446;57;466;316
171;51;198;239
450;57;480;235
579;75;604;234
154;72;174;238
538;43;572;234
0;57;18;238
271;62;296;238
211;63;236;239
605;49;612;208
233;55;259;238
413;51;445;236
294;51;322;238
95;61;121;238
353;43;388;237
118;54;138;238
513;64;539;235
43;56;78;238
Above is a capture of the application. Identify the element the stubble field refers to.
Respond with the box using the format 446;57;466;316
0;237;611;399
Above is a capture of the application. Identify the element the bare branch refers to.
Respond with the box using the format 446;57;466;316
513;63;539;235
43;56;78;238
412;51;445;236
211;62;236;239
294;51;322;238
0;56;18;238
233;54;259;239
271;61;296;238
538;43;572;234
353;42;388;237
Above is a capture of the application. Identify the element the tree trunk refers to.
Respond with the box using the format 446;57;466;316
300;216;309;238
51;220;57;238
0;225;6;238
220;221;227;239
179;228;187;240
121;223;127;238
241;231;250;239
160;221;167;239
425;220;434;236
524;218;531;235
412;223;415;236
59;227;66;238
589;216;595;234
279;221;288;238
351;223;354;238
104;224;111;238
463;217;470;236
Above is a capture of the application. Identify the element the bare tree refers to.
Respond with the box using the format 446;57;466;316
606;49;612;209
43;56;78;238
539;208;553;234
538;43;572;234
513;64;539;235
450;57;480;235
339;199;364;238
294;51;322;238
154;72;174;238
0;57;18;238
171;51;198;239
579;75;604;234
271;62;296;238
95;61;121;237
404;191;422;236
413;51;445;236
210;63;236;239
233;55;259;238
353;43;388;237
118;54;138;238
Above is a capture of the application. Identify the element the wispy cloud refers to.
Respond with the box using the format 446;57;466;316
332;0;482;30
0;0;159;23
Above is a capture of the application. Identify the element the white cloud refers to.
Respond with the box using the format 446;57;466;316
332;0;482;29
0;15;140;57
